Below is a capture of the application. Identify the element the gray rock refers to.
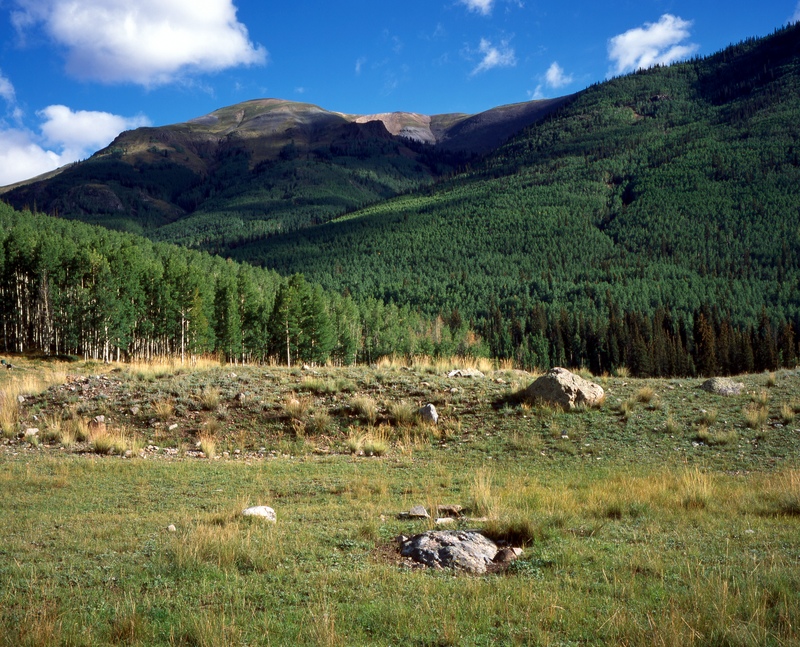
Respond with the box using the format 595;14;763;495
167;524;177;532
400;531;498;574
130;405;141;416
524;367;605;410
242;506;277;521
493;547;518;564
24;428;39;437
700;377;744;396
419;403;439;424
448;368;485;379
407;505;430;518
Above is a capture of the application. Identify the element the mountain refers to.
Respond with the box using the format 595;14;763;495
0;96;570;250
224;24;800;358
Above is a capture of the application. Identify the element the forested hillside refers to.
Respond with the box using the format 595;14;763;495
0;202;483;365
228;24;800;374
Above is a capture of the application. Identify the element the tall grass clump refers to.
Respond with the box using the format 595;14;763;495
388;400;417;427
744;403;769;429
350;396;378;425
307;409;332;435
469;468;497;518
682;467;712;510
199;386;221;411
198;434;217;459
283;394;310;421
152;398;175;421
0;392;19;438
636;386;655;403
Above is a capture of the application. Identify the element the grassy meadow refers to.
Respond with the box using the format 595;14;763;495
1;356;799;646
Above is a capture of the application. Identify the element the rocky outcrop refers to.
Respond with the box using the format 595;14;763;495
700;377;744;396
399;531;498;574
524;367;604;410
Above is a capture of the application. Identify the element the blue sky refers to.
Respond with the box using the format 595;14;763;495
1;0;799;186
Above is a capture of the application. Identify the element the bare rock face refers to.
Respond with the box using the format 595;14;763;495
524;367;604;410
700;377;744;396
400;531;498;574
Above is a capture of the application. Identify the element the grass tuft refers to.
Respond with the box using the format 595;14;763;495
388;400;417;427
350;396;378;425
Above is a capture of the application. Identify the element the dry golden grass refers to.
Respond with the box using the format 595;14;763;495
283;393;310;421
198;433;217;459
744;403;769;429
636;386;656;403
388;400;418;427
199;386;221;411
350;395;378;425
152;398;175;421
470;468;497;518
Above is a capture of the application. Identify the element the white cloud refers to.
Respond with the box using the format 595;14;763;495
471;38;516;75
608;14;699;76
0;70;16;104
528;61;573;100
460;0;494;16
355;57;367;75
0;105;150;186
11;0;267;86
793;1;800;22
544;62;573;88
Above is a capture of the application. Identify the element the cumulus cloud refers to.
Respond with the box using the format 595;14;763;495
10;0;267;86
0;105;149;186
460;0;494;16
608;14;698;76
529;61;573;100
544;62;573;88
0;71;16;105
471;38;516;75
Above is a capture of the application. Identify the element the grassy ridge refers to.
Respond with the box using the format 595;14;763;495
1;359;799;645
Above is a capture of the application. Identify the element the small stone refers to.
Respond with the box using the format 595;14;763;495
407;505;430;518
130;405;141;416
168;423;178;431
493;547;518;564
419;403;438;425
436;504;463;518
435;517;456;525
18;395;25;403
745;529;755;534
124;450;133;458
235;392;246;402
24;428;39;437
242;506;277;521
167;524;177;532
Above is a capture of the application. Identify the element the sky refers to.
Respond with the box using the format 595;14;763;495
1;0;799;186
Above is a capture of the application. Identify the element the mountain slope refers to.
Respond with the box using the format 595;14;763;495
1;97;569;251
229;24;800;338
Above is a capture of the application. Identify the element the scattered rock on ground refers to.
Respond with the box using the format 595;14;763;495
400;531;499;574
437;504;463;518
700;377;744;396
242;506;277;521
524;367;605;410
419;403;438;424
448;368;485;378
406;505;430;519
24;428;39;437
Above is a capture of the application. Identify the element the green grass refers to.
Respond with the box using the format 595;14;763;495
1;359;799;645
